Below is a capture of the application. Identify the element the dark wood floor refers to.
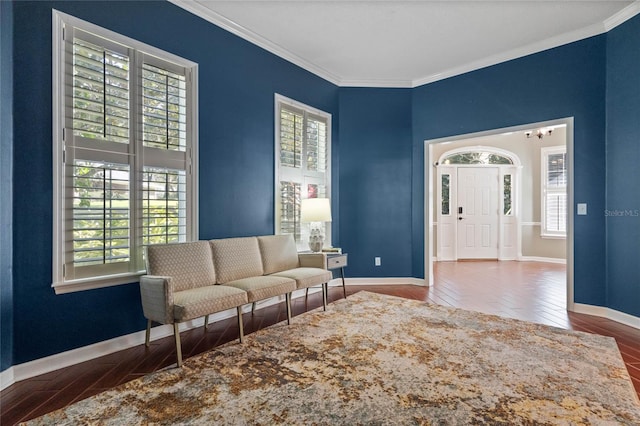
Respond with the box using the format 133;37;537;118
2;261;639;424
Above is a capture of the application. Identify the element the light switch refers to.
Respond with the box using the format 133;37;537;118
577;203;587;215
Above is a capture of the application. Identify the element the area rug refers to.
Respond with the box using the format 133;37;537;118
26;291;640;425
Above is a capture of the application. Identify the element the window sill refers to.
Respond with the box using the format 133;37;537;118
540;234;566;240
52;271;144;294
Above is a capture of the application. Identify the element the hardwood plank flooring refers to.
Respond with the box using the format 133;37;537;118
2;261;639;424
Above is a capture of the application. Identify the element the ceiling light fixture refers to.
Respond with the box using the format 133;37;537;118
525;128;553;139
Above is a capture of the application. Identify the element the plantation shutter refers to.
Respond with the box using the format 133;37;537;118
53;12;199;291
305;114;327;173
276;98;330;249
279;181;301;240
140;56;190;248
280;107;303;168
64;29;133;280
542;148;567;236
278;105;304;238
141;62;187;151
545;193;567;233
60;26;195;282
71;34;130;144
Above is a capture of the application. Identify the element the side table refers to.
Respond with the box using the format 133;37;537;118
326;253;348;299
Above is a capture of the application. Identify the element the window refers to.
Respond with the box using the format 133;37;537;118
52;11;198;293
275;95;331;250
441;174;450;215
541;146;567;238
441;151;513;165
503;174;512;215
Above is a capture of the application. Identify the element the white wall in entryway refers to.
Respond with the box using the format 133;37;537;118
430;125;567;260
423;118;574;313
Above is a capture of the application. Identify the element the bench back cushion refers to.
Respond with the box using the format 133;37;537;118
210;237;264;283
145;241;216;292
258;235;299;275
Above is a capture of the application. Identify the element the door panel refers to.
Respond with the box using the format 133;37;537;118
441;223;453;249
457;167;499;259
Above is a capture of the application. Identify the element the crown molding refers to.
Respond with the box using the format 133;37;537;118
414;2;640;88
338;78;413;89
604;0;640;31
169;0;640;89
168;0;341;86
411;21;606;88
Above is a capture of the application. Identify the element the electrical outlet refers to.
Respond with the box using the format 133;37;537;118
577;203;587;215
374;257;381;266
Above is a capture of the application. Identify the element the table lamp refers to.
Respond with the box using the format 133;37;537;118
300;198;332;252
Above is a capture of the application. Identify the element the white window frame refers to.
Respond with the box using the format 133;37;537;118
274;94;331;251
52;10;199;294
541;145;567;239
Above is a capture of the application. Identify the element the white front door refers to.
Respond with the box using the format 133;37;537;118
457;167;499;259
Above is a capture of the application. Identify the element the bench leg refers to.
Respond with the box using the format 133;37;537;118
237;306;244;343
204;315;209;329
145;319;152;347
322;282;328;311
252;302;256;314
173;323;183;368
286;293;292;325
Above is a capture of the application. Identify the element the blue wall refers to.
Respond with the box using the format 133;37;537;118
1;0;15;372
605;14;640;317
411;36;608;307
339;88;413;277
3;0;639;372
8;0;339;366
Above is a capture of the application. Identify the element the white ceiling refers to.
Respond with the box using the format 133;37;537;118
171;0;639;87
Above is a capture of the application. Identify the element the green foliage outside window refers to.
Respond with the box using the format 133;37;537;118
72;161;130;266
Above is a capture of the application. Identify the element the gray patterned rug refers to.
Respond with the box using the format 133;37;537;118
26;291;640;425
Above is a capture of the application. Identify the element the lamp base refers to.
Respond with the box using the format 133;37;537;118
308;239;323;252
308;225;324;252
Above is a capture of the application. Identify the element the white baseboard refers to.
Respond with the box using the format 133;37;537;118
0;286;325;391
573;303;640;330
327;278;343;287
433;257;565;264
0;366;15;390
345;277;426;286
519;256;566;264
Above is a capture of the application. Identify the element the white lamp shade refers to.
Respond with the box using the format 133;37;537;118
300;198;332;223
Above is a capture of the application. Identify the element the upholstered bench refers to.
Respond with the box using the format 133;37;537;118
139;234;333;367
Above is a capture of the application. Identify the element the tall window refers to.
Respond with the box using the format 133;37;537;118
52;11;198;293
275;95;331;250
541;146;567;238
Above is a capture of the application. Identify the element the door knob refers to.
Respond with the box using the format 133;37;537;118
458;217;464;221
